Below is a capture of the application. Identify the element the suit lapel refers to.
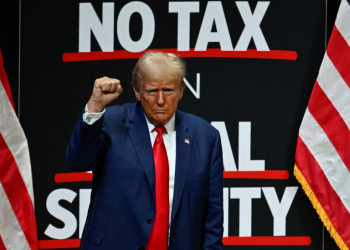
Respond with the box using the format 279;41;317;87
171;110;192;221
124;105;192;219
124;102;155;198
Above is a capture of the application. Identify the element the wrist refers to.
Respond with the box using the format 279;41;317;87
87;99;104;113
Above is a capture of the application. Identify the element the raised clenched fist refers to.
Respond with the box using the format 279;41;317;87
87;77;123;112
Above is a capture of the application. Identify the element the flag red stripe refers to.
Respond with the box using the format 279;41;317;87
0;133;38;250
308;82;350;172
0;236;6;250
327;26;350;88
0;50;15;111
223;170;289;179
223;236;311;246
62;49;298;62
295;136;350;246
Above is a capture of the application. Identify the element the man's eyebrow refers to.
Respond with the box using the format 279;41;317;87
145;86;157;90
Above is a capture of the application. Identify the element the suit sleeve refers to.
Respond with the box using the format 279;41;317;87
203;130;224;250
66;111;109;171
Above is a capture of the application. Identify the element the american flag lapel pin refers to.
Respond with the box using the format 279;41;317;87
184;138;190;144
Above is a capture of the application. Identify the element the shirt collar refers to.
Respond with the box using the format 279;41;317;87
145;113;176;137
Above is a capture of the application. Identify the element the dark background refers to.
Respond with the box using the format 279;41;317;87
0;0;343;249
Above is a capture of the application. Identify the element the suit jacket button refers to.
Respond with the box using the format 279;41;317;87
148;219;153;224
139;247;144;250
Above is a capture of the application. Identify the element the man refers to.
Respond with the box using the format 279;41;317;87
67;51;224;249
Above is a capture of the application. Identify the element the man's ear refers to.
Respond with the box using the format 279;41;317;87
133;86;141;101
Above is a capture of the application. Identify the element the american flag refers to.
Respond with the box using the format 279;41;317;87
0;49;38;249
294;0;350;249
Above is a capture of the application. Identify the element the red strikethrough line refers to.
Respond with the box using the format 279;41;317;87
38;236;311;249
223;236;311;246
224;170;289;179
55;172;93;183
62;49;298;62
38;239;80;249
55;170;289;183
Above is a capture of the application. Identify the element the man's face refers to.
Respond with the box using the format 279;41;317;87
133;81;184;126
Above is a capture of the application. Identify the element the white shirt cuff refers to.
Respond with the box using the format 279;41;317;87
83;104;105;125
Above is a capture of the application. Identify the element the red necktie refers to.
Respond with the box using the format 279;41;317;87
146;126;169;250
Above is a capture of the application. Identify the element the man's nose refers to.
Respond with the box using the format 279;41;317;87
156;91;165;106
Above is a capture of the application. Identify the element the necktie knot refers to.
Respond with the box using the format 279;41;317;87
154;125;166;136
154;126;166;143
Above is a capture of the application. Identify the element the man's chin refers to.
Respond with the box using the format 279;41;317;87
150;114;171;126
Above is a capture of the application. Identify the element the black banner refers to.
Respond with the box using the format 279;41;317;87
17;0;339;249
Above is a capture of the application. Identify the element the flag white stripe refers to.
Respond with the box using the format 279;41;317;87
317;53;350;130
299;108;350;213
0;80;34;204
0;183;31;250
336;0;350;47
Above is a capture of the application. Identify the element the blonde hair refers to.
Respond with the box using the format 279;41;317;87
132;51;186;90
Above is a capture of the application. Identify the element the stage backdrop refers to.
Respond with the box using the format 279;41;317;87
19;0;334;249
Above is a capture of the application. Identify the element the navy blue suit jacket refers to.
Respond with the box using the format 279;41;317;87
67;102;224;249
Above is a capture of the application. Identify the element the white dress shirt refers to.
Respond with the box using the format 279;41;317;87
83;105;176;239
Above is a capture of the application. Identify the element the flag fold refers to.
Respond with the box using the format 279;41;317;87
295;0;350;249
0;49;38;250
